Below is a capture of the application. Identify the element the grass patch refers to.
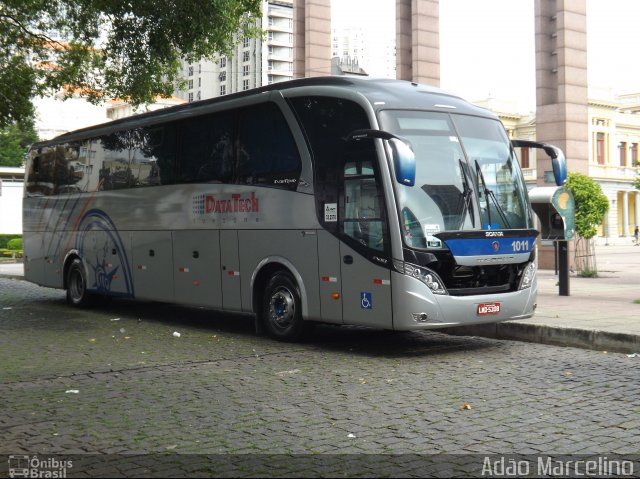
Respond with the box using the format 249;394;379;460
633;299;640;305
578;269;599;278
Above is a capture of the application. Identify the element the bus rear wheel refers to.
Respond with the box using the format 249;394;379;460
262;271;305;341
66;259;93;307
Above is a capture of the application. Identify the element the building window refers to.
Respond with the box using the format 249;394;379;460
268;60;273;71
267;32;274;41
188;66;193;76
188;92;193;102
198;78;201;87
631;143;638;166
243;37;250;48
219;71;226;82
620;141;627;166
188;79;193;90
220;85;226;96
243;51;250;62
243;80;250;91
519;147;530;169
197;91;201;101
243;65;250;77
596;133;606;165
220;57;226;68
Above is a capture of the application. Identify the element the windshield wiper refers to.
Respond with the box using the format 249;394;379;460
474;159;511;229
457;159;474;230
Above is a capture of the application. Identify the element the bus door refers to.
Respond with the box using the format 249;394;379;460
132;231;174;301
172;230;222;308
220;230;242;311
23;232;46;286
338;157;392;329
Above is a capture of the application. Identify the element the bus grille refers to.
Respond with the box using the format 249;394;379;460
442;264;520;296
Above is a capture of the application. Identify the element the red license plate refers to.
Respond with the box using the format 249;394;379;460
478;302;501;315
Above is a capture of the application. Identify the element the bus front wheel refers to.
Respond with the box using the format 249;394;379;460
66;258;93;307
262;271;305;341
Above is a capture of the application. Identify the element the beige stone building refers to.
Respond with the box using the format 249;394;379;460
490;95;640;245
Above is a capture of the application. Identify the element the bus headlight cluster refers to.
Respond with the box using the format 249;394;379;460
518;262;536;290
402;263;448;295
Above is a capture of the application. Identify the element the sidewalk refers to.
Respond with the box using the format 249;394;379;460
446;244;640;353
2;245;639;353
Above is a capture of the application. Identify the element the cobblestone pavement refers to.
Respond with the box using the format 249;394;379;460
1;278;640;477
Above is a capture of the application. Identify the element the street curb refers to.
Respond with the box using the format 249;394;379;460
0;273;23;281
442;322;640;354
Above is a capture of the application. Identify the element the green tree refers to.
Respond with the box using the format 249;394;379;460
564;172;609;275
0;0;262;128
0;121;38;166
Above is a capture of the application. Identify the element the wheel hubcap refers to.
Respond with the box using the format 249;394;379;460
70;269;85;301
269;287;295;329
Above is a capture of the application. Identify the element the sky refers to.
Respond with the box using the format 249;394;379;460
331;0;640;113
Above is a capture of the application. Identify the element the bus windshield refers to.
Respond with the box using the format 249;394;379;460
379;110;532;250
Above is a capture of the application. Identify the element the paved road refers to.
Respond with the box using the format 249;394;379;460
1;278;640;477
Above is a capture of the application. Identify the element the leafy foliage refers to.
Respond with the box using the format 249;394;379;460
564;172;609;240
0;234;21;249
0;0;262;127
6;238;22;250
0;120;38;166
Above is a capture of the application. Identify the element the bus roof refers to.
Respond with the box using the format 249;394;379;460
33;76;497;147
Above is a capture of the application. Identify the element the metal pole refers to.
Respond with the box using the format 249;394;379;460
558;240;569;296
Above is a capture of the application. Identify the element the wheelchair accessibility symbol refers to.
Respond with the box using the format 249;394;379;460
361;292;372;309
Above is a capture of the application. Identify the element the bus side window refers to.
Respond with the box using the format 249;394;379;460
180;110;234;184
142;124;178;186
343;152;385;253
99;132;137;190
287;96;372;230
54;142;88;194
235;102;301;189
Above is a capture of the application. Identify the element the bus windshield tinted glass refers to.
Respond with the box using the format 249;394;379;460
379;110;531;250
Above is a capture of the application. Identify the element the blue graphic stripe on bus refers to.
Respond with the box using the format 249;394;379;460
75;209;135;298
444;237;536;256
47;195;84;262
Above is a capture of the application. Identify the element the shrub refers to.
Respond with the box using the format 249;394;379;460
7;238;23;250
0;234;21;249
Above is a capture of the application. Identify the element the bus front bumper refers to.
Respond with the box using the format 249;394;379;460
391;271;537;331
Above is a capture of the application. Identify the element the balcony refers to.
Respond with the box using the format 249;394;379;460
590;164;640;180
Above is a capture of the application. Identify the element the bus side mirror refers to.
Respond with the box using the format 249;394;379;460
549;146;567;186
344;129;415;187
388;138;415;186
511;139;567;186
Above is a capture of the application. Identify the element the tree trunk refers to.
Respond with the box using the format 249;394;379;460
574;236;597;275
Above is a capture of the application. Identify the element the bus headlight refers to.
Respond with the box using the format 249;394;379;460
518;262;536;290
402;262;448;295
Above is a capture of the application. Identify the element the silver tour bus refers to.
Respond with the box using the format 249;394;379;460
23;77;565;341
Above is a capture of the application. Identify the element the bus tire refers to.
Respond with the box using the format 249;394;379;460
262;271;305;342
66;258;93;307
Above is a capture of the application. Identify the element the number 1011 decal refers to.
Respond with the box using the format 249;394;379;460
511;240;530;252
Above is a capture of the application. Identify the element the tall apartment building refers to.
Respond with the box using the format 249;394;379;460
174;0;294;102
331;24;395;79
